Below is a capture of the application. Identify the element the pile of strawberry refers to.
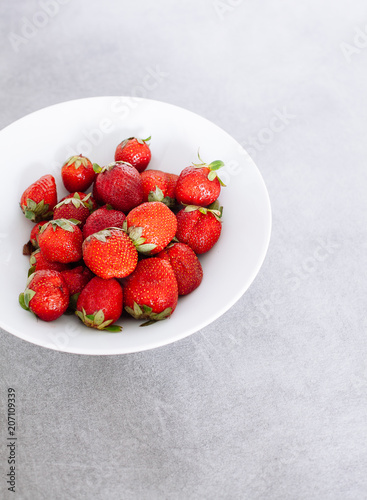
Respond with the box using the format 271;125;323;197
18;136;225;332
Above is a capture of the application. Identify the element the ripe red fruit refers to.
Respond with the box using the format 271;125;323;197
82;228;138;279
166;173;178;199
61;155;97;193
140;169;178;206
123;258;178;323
176;205;222;254
60;265;94;296
29;248;72;273
114;137;151;173
30;221;49;248
76;277;123;331
126;201;177;255
20;174;57;222
82;205;126;240
19;270;69;321
156;242;203;295
53;192;92;227
93;161;143;212
175;156;225;207
38;219;83;263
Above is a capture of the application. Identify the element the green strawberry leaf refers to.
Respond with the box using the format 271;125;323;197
126;302;155;320
34;200;45;214
39;222;50;234
217;175;226;187
161;196;175;207
27;199;37;211
69;293;80;311
23;288;36;308
151;307;172;321
207;200;220;211
103;324;122;332
142;305;153;315
65;156;90;168
92;229;112;242
75;310;85;322
208;160;224;170
19;293;29;311
136;243;157;254
66;156;76;167
27;265;36;277
125;305;136;318
97;319;112;329
133;302;143;317
134;237;146;247
26;273;35;287
196;149;205;165
140;319;157;327
23;199;51;222
128;226;144;242
71;198;82;208
94;310;105;326
207;170;217;182
136;136;151;145
184;205;200;213
148;187;164;203
206;201;223;220
24;210;35;220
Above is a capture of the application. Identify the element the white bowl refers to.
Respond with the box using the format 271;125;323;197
0;97;271;354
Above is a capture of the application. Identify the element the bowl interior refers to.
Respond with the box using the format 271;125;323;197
0;97;271;354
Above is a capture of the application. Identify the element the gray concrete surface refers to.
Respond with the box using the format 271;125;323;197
1;0;367;498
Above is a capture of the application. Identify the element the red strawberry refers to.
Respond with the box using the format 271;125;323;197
114;136;151;173
19;270;69;321
53;192;92;227
175;155;225;207
92;180;104;206
140;169;178;206
29;248;72;273
60;265;94;296
38;219;83;263
23;220;50;255
82;228;138;279
75;277;123;331
93;162;143;212
82;205;126;240
141;169;167;200
176;204;222;254
30;221;49;249
126;201;177;255
20;174;57;222
156;242;203;295
166;173;178;199
61;155;97;193
123;258;178;324
60;192;98;212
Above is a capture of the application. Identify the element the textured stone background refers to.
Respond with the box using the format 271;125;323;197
1;0;367;498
